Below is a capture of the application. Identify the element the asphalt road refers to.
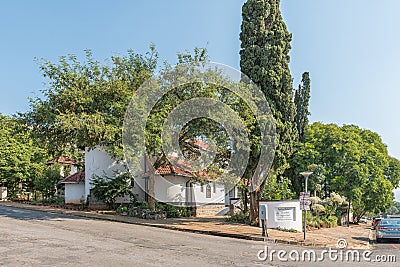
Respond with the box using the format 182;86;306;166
373;239;400;264
0;205;399;267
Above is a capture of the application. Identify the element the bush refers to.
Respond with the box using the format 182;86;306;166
312;204;325;214
32;196;65;206
116;205;128;214
305;192;345;228
90;172;135;209
323;215;338;228
225;212;249;224
276;227;298;233
157;203;192;218
306;211;321;228
126;202;192;219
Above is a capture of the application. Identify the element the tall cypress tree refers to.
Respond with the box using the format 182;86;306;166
240;0;297;221
294;72;311;142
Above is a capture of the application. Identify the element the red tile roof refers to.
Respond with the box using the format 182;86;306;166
156;164;194;176
154;163;212;180
60;171;85;184
46;155;80;166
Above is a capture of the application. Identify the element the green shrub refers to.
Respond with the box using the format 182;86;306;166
225;212;249;224
116;205;128;214
323;215;338;228
32;196;65;206
152;202;192;218
276;227;298;233
90;172;135;209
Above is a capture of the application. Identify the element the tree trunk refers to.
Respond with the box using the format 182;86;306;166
146;156;156;211
347;200;351;227
242;188;248;214
249;190;259;223
249;170;271;224
148;172;155;211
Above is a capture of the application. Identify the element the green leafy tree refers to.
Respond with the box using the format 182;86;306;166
294;122;398;223
34;164;63;199
124;48;269;212
261;176;295;200
387;201;400;215
25;47;252;212
385;156;400;189
352;176;393;222
308;164;325;197
0;114;47;198
294;72;311;142
23;47;158;158
240;0;298;222
22;47;158;209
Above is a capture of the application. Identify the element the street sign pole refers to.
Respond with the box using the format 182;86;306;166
304;175;308;241
300;172;313;241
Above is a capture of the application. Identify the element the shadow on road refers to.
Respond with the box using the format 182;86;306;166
0;205;87;221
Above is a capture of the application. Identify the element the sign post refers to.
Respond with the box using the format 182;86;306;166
259;204;268;237
300;191;310;241
300;171;313;241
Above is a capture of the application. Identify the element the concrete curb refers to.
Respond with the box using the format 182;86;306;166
0;202;355;249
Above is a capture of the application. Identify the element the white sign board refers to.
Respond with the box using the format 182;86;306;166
275;207;295;221
259;200;302;232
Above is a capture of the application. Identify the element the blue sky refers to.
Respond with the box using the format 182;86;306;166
1;1;400;197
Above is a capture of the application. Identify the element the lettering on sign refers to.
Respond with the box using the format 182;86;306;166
299;191;311;211
275;207;295;221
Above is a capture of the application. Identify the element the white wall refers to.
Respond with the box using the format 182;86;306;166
64;184;85;204
85;147;129;199
152;176;226;206
259;200;303;232
154;175;188;205
190;182;225;205
85;147;147;201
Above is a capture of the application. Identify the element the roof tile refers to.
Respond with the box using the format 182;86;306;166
60;171;85;184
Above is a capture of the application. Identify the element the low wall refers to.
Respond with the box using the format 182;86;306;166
259;200;302;232
193;204;226;217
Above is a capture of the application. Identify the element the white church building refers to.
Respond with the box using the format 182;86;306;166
83;147;238;216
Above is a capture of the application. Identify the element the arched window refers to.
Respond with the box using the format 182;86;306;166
206;184;211;198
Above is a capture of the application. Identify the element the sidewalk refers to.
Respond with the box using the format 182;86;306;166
0;201;372;250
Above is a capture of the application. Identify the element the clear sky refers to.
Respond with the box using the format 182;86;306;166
1;1;400;198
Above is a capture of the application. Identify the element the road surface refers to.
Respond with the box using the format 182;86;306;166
0;205;398;266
